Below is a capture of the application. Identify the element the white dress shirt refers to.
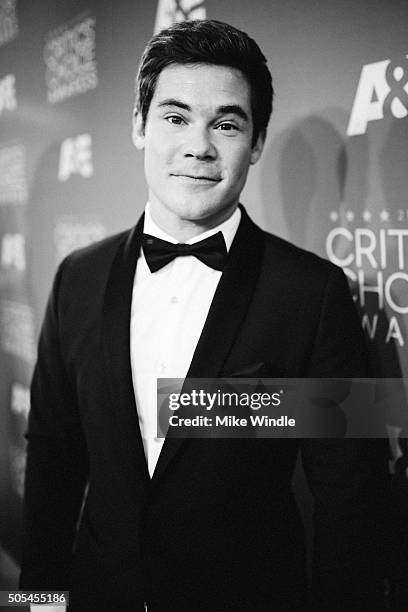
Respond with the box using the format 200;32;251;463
130;203;241;477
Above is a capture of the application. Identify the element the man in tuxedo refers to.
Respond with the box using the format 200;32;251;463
21;19;389;611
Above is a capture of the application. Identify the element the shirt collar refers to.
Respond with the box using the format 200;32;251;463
143;202;241;253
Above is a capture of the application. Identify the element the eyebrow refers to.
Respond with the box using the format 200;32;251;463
157;99;249;122
157;99;191;112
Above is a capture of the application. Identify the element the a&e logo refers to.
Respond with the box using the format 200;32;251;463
154;0;206;35
347;54;408;136
0;73;16;115
58;134;93;181
1;233;26;271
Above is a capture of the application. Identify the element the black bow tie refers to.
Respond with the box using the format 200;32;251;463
142;232;228;273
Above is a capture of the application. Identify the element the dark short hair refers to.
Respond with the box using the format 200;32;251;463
135;19;273;145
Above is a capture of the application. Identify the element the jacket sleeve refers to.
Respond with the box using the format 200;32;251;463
300;266;390;609
20;258;89;590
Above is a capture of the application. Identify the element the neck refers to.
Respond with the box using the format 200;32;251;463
149;203;238;242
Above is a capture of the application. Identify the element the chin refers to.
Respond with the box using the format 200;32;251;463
181;204;227;224
168;197;220;221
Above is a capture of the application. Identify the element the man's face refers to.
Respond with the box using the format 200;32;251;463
133;63;265;236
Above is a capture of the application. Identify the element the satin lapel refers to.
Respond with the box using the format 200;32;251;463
102;214;150;483
152;207;266;483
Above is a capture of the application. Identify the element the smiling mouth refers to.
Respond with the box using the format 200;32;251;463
172;174;221;182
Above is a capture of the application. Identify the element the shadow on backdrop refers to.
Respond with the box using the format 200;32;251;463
378;117;408;608
263;112;407;608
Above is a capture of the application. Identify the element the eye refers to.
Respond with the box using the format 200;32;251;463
216;122;239;132
165;115;185;125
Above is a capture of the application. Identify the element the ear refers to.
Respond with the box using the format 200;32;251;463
250;129;266;165
132;109;145;150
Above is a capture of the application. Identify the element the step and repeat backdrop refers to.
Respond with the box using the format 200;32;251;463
0;0;407;600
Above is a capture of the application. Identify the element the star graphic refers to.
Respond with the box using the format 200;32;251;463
380;210;390;222
345;210;355;222
362;210;372;222
329;211;339;222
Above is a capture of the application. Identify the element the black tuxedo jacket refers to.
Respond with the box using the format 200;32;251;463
20;207;389;611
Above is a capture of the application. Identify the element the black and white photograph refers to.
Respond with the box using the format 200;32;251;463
0;1;407;610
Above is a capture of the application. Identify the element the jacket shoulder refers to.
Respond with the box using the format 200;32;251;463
52;228;133;312
262;229;343;282
62;228;130;271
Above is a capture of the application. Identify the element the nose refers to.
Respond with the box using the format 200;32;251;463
183;126;216;160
